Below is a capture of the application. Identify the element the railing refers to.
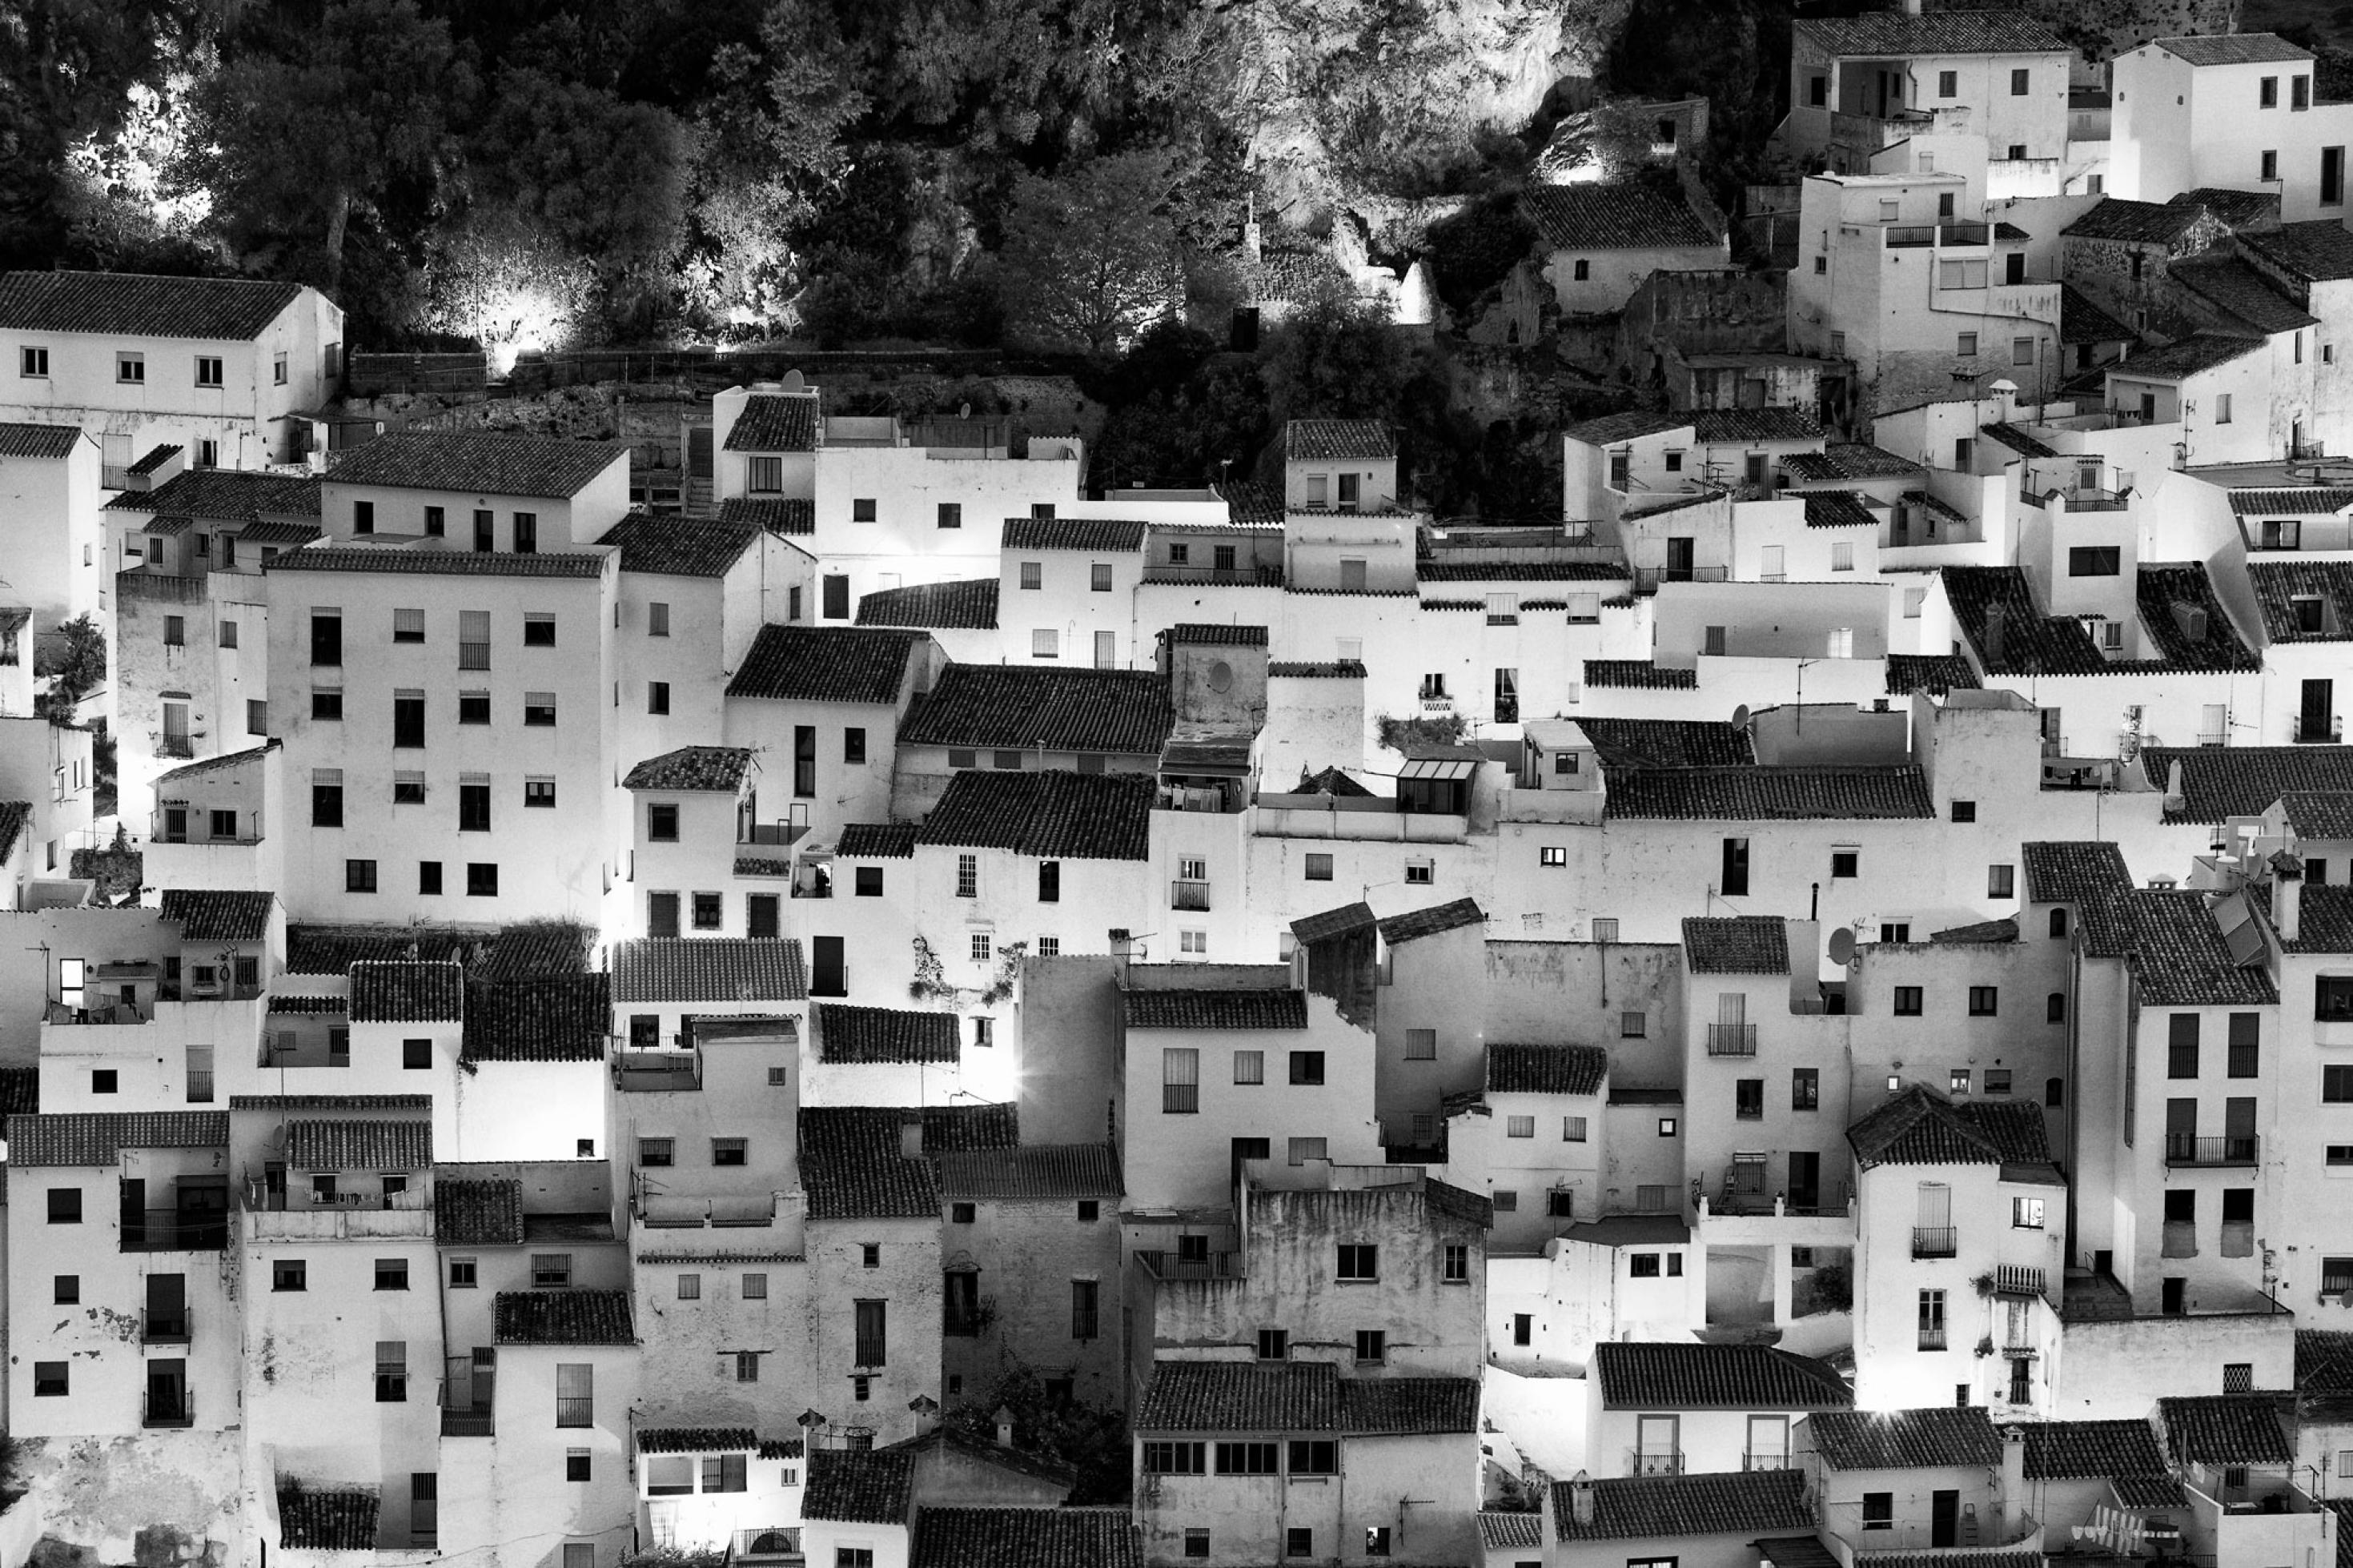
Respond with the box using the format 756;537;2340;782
1634;565;1730;593
2293;442;2329;461
2198;728;2227;747
1170;880;1211;912
2166;1134;2257;1166
2298;718;2343;744
143;1391;194;1429
45;1001;148;1025
1994;1265;2046;1300
1913;1225;1958;1258
1140;564;1284;587
143;1309;191;1344
556;1396;594;1426
1628;1449;1684;1476
741;824;807;847
123;1209;230;1252
440;1374;495;1435
1162;1085;1199;1114
613;1052;701;1093
458;642;490;671
1918;1328;1949;1350
2050;486;2130;511
853;1338;885;1368
103;463;135;489
1705;1024;1758;1057
809;967;847;998
441;1408;494;1437
1136;1249;1242;1281
154;737;195;759
1745;1450;1793;1470
731;1527;805;1562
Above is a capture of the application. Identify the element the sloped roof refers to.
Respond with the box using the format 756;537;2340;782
2061;284;2137;345
0;422;85;459
2157;1394;2292;1464
0;269;304;339
2156;33;2313;65
727;624;918;704
1550;1469;1813;1542
936;1144;1125;1200
263;547;606;579
2250;560;2353;642
2110;332;2265;379
910;1509;1136;1568
461;974;612;1061
153;741;278;788
837;823;918;859
805;1448;915;1525
2134;562;2260;671
1886;652;1980;696
1170;623;1269;647
1808;1406;2002;1470
2064;199;2210;244
1526;183;1719;251
159;888;275;942
2142;744;2353;823
1849;1086;2009;1169
622;745;757;792
277;1486;379;1550
6;1110;228;1166
1340;1378;1482;1434
1137;1361;1339;1430
717;495;814;535
1684;916;1789;974
2280;792;2353;839
284;1117;431;1171
0;801;28;864
1796;10;2066;54
2169;256;2315;334
326;431;624;498
636;1427;758;1454
999;516;1145;551
1480;1513;1544;1550
106;467;323;520
1692;407;1822;444
1488;1043;1609;1097
598;513;761;576
1288;419;1396;461
347;960;465;1023
2235;488;2353;517
1564;408;1690;446
899;665;1174;754
1122;988;1307;1030
1609;766;1934;820
817;1004;958;1064
917;769;1154;860
434;1177;525;1246
611;939;808;1004
1942;566;2102;675
857;578;1000;631
494;1289;636;1345
2172;187;2281;227
2299;1329;2353;1394
1291;902;1378;943
723;393;818;452
2117;888;2279;1005
2241;219;2353;282
797;1105;1015;1219
1378;898;1485;945
1579;717;1751;769
2020;1419;2170;1479
1586;659;1697;689
1591;1342;1851;1410
1804;491;1879;531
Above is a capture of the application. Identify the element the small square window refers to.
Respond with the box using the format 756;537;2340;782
34;1362;66;1397
274;1259;307;1292
523;614;555;647
713;1138;748;1167
91;1069;116;1094
1660;1117;1679;1137
1951;800;1976;823
375;1258;410;1291
951;1202;977;1224
1091;563;1114;592
449;1257;477;1288
1620;1012;1646;1037
54;1275;78;1304
862;1243;881;1268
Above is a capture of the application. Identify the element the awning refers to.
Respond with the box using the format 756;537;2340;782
1397;756;1480;782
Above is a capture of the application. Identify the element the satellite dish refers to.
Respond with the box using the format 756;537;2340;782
1828;928;1856;966
1730;705;1752;730
781;369;805;393
959;401;973;419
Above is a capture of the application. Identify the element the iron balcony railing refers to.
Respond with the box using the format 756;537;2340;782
1744;1450;1793;1471
1994;1265;2046;1300
1917;1328;1949;1350
2165;1134;2258;1166
2299;717;2343;744
143;1309;191;1344
143;1390;193;1428
1705;1024;1758;1057
1628;1449;1684;1476
730;1527;805;1562
1913;1225;1958;1258
122;1209;230;1253
1170;880;1211;912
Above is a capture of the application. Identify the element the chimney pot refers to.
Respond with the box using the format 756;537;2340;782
1571;1471;1596;1526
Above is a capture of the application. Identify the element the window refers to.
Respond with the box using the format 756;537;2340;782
1593;918;1620;942
1831;848;1858;879
2070;546;2122;576
1184;1530;1211;1559
1893;986;1923;1017
1918;1289;1947;1350
1234;1050;1264;1085
1443;1244;1469;1283
54;1274;78;1305
1793;1068;1820;1110
1338;1244;1377;1281
467;864;499;896
525;778;556;809
1354;1329;1386;1364
20;346;47;377
1540;845;1570;869
712;1137;747;1167
521;612;553;646
1969;986;1999;1017
420;862;442;896
1071;1278;1100;1339
565;1450;591;1483
1289;1051;1325;1085
2013;1195;2046;1229
861;1244;881;1268
1989;864;2016;899
648;804;680;842
1660;1117;1678;1137
1404;1029;1436;1061
1287;1442;1337;1475
970;932;992;962
34;1362;66;1397
1492;1190;1518;1213
956;853;978;898
1505;1115;1536;1139
45;1187;80;1225
743;1273;769;1299
748;456;782;493
556;1363;592;1426
1304;852;1333;880
1162;1048;1199;1113
376;1341;408;1402
1142;1442;1206;1474
1572;259;1590;282
1217;1440;1279;1474
677;1273;702;1301
2169;1015;2201;1078
1958;331;1979;358
346;859;378;894
2298;74;2313;110
1986;1069;2012;1095
2010;67;2030;94
1721;836;1749;896
248;699;268;735
693;892;723;930
1864;1493;1893;1530
459;779;491;832
117;352;144;383
375;1257;410;1291
821;575;849;619
2265;74;2282;107
2325;1065;2353;1103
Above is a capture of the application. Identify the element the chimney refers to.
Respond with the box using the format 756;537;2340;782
1985;604;2007;667
1110;928;1134;985
898;1115;924;1159
993;1405;1017;1448
2275;852;2303;943
907;1394;940;1433
1901;0;1923;11
1999;1426;2027;1537
1569;1471;1596;1527
2162;760;2186;816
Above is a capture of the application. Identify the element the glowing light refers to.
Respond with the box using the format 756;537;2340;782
424;222;592;375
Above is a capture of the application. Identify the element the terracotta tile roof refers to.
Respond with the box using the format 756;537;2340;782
2174;187;2279;227
1804;491;1878;530
434;1177;524;1246
911;1508;1134;1568
1564;408;1690;445
1526;183;1718;251
2145;744;2353;822
837;823;918;858
277;1486;379;1550
759;1438;805;1460
1487;1043;1609;1096
347;960;464;1023
1550;1469;1813;1542
717;495;814;535
1419;560;1624;583
462;974;612;1061
1219;478;1284;523
5;1110;227;1166
0;422;84;459
1682;916;1789;976
2062;284;2137;344
2241;219;2353;282
1287;419;1396;461
1809;1406;2002;1470
1341;1378;1481;1434
2118;888;2278;1004
1169;623;1269;646
1137;1361;1339;1430
1692;408;1822;443
264;546;607;578
805;1448;915;1525
2020;1419;2170;1479
1861;1554;2040;1568
2170;256;2315;334
623;745;757;792
1797;10;2066;54
0;269;304;338
2113;332;2266;379
636;1427;757;1454
1621;764;1933;820
797;1105;1017;1218
159;888;275;942
0;800;26;864
816;1003;958;1064
2280;791;2353;838
1886;653;1980;696
727;624;918;704
1591;1343;1851;1410
2235;487;2353;517
1270;660;1369;677
2250;560;2353;642
284;1117;431;1170
235;519;323;546
1624;487;1729;519
935;1143;1124;1200
999;516;1146;551
1849;1087;2009;1168
1122;987;1307;1030
1822;443;1921;479
1579;717;1751;770
901;664;1174;754
2117;1476;2192;1509
1378;898;1486;945
723;394;818;452
918;768;1154;860
266;996;346;1016
154;741;278;788
1586;659;1697;689
1291;902;1378;943
857;577;998;630
1982;422;2058;459
2135;562;2260;670
2063;199;2209;244
1480;1512;1544;1550
598;513;761;576
1943;566;2101;674
326;431;623;498
925;1101;1019;1152
495;1289;635;1345
231;1094;431;1111
2157;31;2312;64
2157;1394;2292;1464
2022;842;2131;908
611;939;808;1004
1931;916;2018;944
0;1067;38;1117
283;920;590;977
2303;1329;2353;1393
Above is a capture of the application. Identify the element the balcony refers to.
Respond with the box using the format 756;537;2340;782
1913;1225;1958;1258
1170;879;1211;912
440;1370;494;1436
741;822;809;848
1705;1023;1757;1057
614;1050;701;1093
2298;718;2343;744
556;1396;594;1427
1627;1449;1684;1477
143;1390;194;1429
1634;565;1729;594
1835;1512;2039;1557
122;1209;230;1253
46;1001;149;1025
440;1408;494;1437
1136;1249;1243;1281
730;1527;805;1564
1994;1265;2046;1301
1918;1328;1949;1350
143;1309;191;1345
2166;1134;2258;1167
1744;1450;1793;1471
1141;563;1284;587
1886;220;1990;248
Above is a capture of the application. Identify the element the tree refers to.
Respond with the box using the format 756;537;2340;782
1263;281;1419;423
998;150;1180;356
183;0;472;292
40;612;106;715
